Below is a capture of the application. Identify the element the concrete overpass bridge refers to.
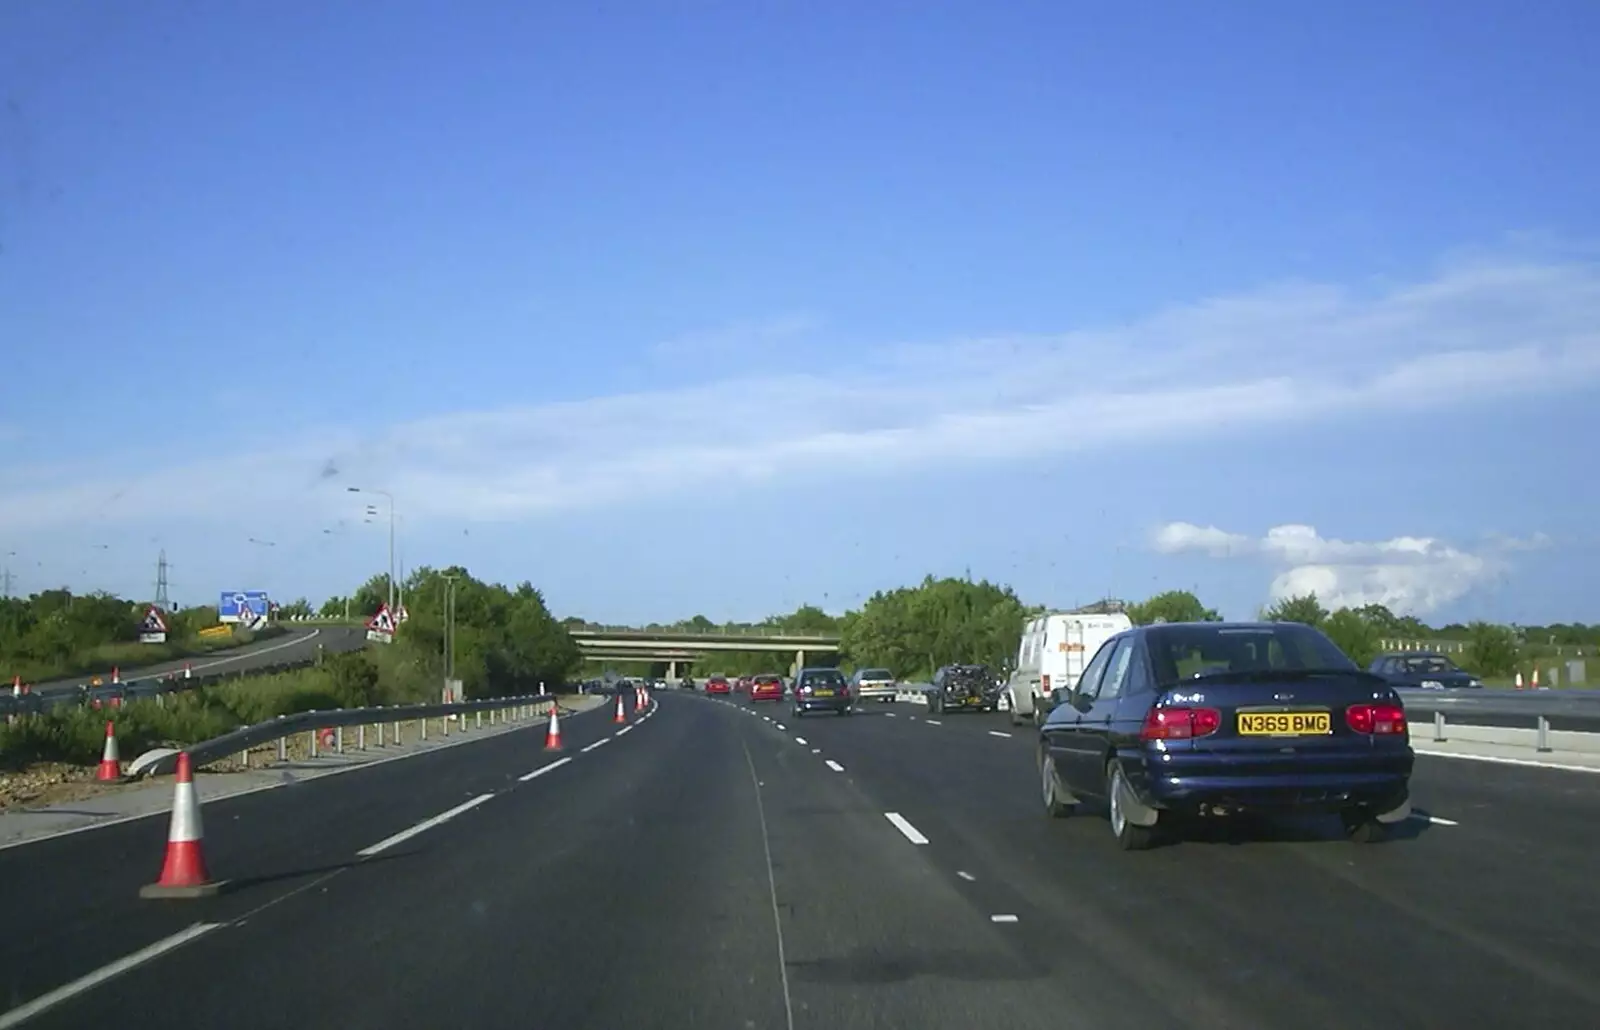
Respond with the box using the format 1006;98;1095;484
569;627;843;678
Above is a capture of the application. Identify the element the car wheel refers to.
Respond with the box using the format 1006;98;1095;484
1108;762;1158;851
1040;750;1074;819
1341;808;1387;843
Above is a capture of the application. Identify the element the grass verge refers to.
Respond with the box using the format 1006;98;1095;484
5;624;288;686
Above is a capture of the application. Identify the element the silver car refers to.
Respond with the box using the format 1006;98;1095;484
850;667;897;703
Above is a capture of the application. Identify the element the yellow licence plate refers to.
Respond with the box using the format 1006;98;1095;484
1238;711;1331;736
813;689;834;697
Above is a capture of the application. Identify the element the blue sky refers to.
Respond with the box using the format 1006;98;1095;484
2;0;1598;626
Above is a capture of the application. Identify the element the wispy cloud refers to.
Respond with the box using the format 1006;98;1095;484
2;250;1598;535
649;314;820;362
1151;521;1552;615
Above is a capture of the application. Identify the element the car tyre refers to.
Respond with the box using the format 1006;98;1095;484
1108;761;1159;851
1040;750;1074;819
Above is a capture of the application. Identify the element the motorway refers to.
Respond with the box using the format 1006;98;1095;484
2;690;1598;1029
28;626;368;700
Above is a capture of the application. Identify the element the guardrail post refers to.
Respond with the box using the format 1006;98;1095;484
335;726;345;754
394;720;402;744
419;718;427;741
443;715;450;737
357;724;366;750
1537;715;1552;753
1432;710;1446;742
309;729;319;759
278;736;287;762
476;710;483;730
239;748;249;768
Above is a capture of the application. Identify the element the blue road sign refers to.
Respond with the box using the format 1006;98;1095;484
219;590;270;624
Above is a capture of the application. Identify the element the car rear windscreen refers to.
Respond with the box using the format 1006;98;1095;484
1147;624;1357;683
804;670;846;687
858;669;892;680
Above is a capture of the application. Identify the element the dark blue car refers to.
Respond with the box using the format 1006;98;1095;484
1038;621;1414;850
791;667;852;717
1367;652;1483;690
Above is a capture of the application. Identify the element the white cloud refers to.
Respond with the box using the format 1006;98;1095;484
2;250;1599;536
1149;521;1551;615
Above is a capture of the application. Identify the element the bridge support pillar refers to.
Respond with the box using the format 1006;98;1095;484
667;660;677;682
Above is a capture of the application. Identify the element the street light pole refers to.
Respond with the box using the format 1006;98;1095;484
442;573;460;694
347;486;396;614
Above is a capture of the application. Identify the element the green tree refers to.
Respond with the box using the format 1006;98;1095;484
1321;608;1381;667
840;575;1027;681
1463;621;1520;678
1127;590;1221;625
1263;593;1329;627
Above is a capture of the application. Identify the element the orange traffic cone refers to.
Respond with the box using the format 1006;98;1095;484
112;666;120;684
183;662;193;681
613;693;626;724
1514;671;1525;690
139;753;226;899
96;721;122;781
544;703;563;751
1531;667;1541;690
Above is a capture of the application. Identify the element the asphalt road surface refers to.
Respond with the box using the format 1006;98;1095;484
3;690;1597;1029
28;626;368;700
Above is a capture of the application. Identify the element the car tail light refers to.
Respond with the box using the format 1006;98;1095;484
1140;706;1222;741
1041;674;1051;692
1347;703;1407;735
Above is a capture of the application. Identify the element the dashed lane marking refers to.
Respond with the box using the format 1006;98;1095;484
884;812;929;845
824;760;844;772
518;757;572;782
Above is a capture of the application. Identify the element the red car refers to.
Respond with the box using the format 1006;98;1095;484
749;674;785;702
706;675;731;695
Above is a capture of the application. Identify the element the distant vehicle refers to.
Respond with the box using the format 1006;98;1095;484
749;673;785;703
679;676;695;690
735;675;753;693
1038;621;1414;850
1006;605;1135;727
1367;653;1482;690
791;667;851;717
850;668;897;704
927;664;999;714
705;675;731;695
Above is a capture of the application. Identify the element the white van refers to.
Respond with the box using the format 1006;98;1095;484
1005;606;1135;726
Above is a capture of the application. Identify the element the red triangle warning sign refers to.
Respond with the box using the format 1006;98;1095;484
139;607;168;633
366;605;396;634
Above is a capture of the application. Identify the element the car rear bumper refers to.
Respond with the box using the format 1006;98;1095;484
794;696;851;712
1126;752;1413;815
857;686;896;701
750;691;783;702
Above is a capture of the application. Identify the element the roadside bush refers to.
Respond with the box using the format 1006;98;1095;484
1463;622;1521;678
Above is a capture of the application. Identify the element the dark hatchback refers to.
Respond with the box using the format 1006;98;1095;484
1038;621;1414;850
791;667;852;717
1367;652;1483;690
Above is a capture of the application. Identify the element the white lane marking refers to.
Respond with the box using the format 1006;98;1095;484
885;712;897;718
763;716;772;722
924;719;942;726
739;743;798;1030
957;870;976;881
581;738;609;753
811;748;821;754
0;922;223;1029
794;737;808;745
908;716;917;721
825;760;844;772
988;730;1012;738
356;793;495;858
518;757;572;782
1412;813;1460;826
189;628;322;674
1414;749;1600;775
884;812;929;845
615;726;633;736
775;723;787;731
990;914;1019;924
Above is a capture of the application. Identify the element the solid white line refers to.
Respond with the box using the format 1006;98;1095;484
189;628;322;674
1414;749;1600;775
763;716;772;722
990;914;1019;924
988;730;1012;738
957;870;976;881
924;719;942;726
884;812;929;845
518;756;572;782
581;739;608;753
1412;813;1460;826
794;737;808;745
825;760;844;772
615;726;632;736
739;743;798;1030
357;794;495;857
0;922;223;1029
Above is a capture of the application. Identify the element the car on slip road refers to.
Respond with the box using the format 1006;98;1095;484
1038;621;1414;851
749;673;785;702
850;667;898;704
1367;652;1483;690
705;674;732;695
791;667;852;717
